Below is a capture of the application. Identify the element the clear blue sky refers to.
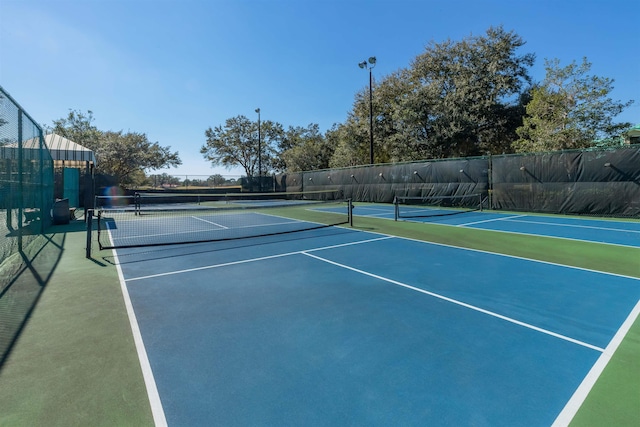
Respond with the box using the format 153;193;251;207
1;0;638;177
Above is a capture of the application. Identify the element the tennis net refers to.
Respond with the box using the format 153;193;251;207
394;194;483;220
90;192;352;251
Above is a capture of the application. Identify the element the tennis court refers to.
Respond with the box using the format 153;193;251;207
102;201;640;426
353;203;640;248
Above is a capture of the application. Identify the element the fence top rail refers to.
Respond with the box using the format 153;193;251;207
0;85;45;136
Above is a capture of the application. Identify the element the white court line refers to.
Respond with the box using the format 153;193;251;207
303;251;605;352
192;215;228;229
108;233;168;426
457;214;527;227
125;236;393;282
552;299;640;426
362;227;640;280
507;218;640;234
456;225;640;250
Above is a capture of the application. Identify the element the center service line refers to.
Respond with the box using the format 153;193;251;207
302;251;605;352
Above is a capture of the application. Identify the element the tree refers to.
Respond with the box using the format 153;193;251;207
277;124;334;172
406;26;535;158
514;58;634;152
327;122;365;168
337;26;535;163
50;110;102;150
51;109;181;186
97;130;181;185
201;115;284;177
207;174;226;187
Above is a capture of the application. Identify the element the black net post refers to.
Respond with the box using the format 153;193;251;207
393;196;399;221
85;209;93;258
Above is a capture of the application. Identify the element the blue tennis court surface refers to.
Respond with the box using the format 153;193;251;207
353;204;640;248
109;212;640;426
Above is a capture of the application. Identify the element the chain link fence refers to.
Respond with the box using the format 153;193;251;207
0;86;54;287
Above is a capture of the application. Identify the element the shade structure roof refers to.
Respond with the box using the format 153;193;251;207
44;133;97;166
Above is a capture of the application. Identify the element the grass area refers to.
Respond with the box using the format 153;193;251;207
0;205;637;425
0;222;154;427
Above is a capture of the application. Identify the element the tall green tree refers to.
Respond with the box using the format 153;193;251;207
201;115;284;177
98;130;181;185
51;109;181;186
514;58;634;152
338;26;534;164
327;122;365;168
277;124;334;172
407;26;535;158
50;110;102;150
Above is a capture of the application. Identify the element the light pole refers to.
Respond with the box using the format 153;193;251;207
255;108;261;191
358;56;376;164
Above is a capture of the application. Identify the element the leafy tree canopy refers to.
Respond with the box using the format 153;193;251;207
51;109;181;186
336;26;535;164
201;115;285;177
514;58;634;152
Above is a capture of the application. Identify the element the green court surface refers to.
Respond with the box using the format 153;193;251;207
0;207;638;426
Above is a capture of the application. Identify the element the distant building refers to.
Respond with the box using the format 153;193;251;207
625;124;640;145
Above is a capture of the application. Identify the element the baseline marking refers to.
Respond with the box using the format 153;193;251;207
552;299;640;426
302;251;605;352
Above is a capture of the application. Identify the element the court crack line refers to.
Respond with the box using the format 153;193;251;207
302;252;605;353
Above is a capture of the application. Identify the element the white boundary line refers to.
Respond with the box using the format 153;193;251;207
551;299;640;426
459;225;640;250
302;252;605;352
360;207;640;249
350;226;640;281
110;237;167;426
125;236;393;282
457;214;527;226
507;218;640;234
192;215;228;229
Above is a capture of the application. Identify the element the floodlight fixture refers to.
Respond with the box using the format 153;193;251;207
358;56;377;164
255;108;262;189
604;162;611;167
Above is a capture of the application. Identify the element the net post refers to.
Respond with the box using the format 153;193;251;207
134;192;141;215
393;196;399;221
348;199;353;226
96;210;103;250
85;209;93;258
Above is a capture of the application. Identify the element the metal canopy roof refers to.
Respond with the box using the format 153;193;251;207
45;133;97;166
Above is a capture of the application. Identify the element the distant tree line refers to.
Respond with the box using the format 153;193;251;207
146;173;238;188
50;26;634;187
201;26;634;177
